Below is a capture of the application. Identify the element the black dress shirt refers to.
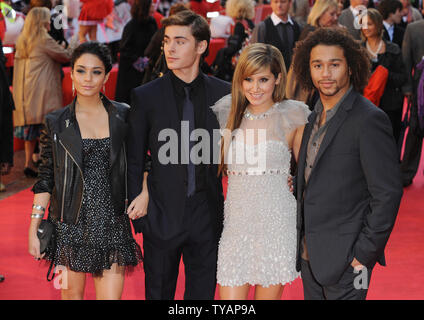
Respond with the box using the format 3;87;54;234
170;71;207;193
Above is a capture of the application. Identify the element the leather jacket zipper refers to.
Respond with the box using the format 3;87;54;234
123;144;128;214
54;133;66;222
61;148;67;222
59;140;85;224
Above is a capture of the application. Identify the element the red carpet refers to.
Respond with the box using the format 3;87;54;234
1;164;423;299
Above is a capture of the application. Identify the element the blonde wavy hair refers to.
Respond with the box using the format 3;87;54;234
218;43;287;175
16;7;51;58
307;0;338;27
225;0;255;20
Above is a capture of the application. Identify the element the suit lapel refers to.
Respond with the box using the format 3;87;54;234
161;72;180;132
203;74;219;132
297;111;317;198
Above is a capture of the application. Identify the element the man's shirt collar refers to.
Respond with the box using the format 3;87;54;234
271;12;294;26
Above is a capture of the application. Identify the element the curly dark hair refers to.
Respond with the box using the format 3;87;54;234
291;27;370;93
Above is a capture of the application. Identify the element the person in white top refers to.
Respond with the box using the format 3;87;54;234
212;43;310;300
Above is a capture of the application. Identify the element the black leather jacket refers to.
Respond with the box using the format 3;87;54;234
32;95;130;224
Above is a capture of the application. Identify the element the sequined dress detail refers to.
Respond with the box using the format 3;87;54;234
46;138;142;275
212;95;310;287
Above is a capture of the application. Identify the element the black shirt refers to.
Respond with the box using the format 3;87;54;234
169;71;207;193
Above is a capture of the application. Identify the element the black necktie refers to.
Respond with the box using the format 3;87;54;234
278;22;288;45
182;86;196;197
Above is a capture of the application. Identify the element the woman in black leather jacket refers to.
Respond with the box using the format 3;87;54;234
28;42;142;300
361;9;407;147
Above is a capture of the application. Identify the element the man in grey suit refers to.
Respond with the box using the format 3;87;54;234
338;0;369;40
400;20;424;186
292;28;403;300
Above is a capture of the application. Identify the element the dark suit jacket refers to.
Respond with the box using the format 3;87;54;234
402;20;424;93
252;16;301;70
128;72;231;243
383;24;405;50
296;89;403;286
338;8;361;41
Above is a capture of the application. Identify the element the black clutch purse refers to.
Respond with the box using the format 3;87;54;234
37;219;55;254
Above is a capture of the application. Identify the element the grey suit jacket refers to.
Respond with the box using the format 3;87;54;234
338;8;361;40
402;20;424;93
296;90;403;286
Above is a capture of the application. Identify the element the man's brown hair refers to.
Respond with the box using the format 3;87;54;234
292;27;370;93
161;10;211;60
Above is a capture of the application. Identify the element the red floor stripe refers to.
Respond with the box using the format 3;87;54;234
1;165;423;299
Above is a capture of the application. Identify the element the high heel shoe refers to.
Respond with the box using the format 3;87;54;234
24;167;38;178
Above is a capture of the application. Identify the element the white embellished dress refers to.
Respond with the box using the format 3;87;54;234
212;94;310;287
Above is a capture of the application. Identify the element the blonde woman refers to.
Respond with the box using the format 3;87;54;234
225;0;255;53
212;43;310;300
299;0;339;40
226;0;255;24
13;7;71;178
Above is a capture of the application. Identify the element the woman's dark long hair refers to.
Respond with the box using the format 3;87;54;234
131;0;152;23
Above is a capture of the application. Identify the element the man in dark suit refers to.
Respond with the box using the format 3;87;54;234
292;28;403;300
338;0;369;41
127;10;231;300
251;0;301;70
378;0;405;49
400;20;424;186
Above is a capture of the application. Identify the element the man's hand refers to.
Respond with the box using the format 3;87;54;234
127;191;149;220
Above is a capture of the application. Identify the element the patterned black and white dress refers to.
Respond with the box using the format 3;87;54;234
46;137;142;275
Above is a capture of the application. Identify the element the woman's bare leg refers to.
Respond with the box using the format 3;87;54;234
88;25;97;41
219;284;250;300
254;284;284;300
78;25;90;43
60;268;86;300
93;263;125;300
24;140;37;169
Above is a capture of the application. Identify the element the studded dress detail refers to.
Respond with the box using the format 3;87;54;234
46;138;142;275
211;94;310;287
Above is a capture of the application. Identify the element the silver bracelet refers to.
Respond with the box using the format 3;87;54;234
31;213;44;219
32;204;46;212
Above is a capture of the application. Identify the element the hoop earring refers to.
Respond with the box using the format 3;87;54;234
72;82;75;96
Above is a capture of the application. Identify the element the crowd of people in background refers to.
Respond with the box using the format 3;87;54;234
0;0;422;298
0;1;423;183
